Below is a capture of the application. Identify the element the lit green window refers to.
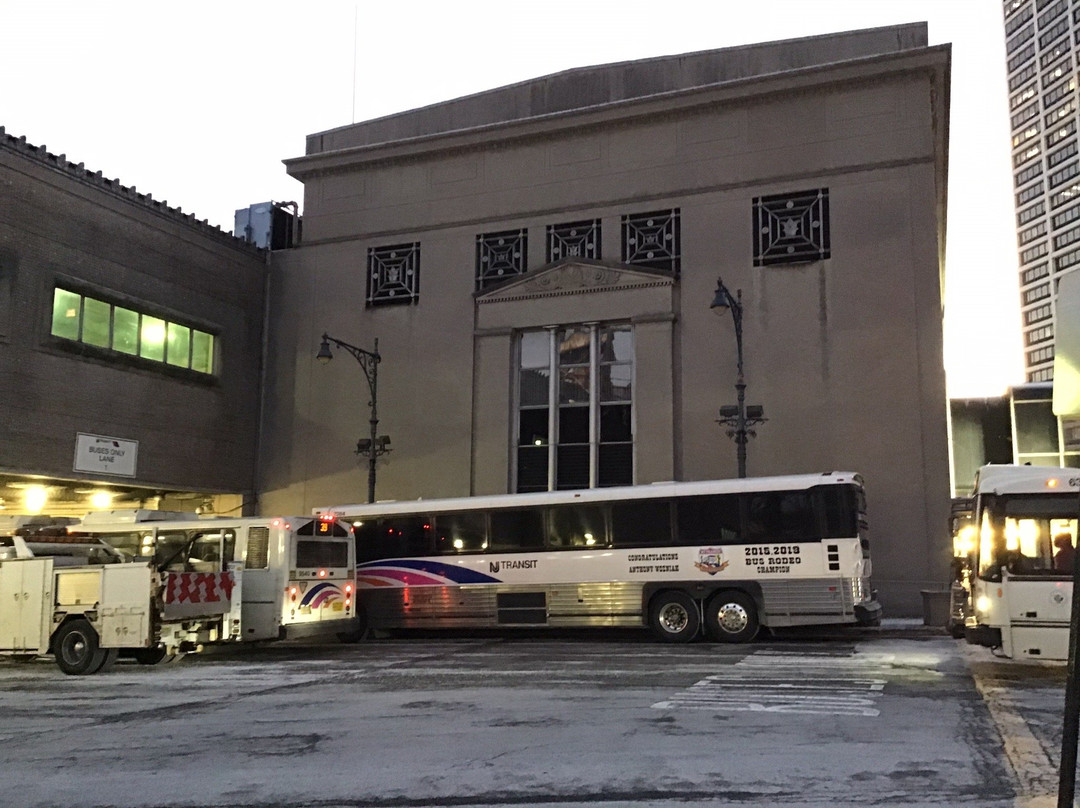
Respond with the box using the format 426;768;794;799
82;297;111;348
113;307;139;355
191;330;214;374
51;289;82;340
166;323;191;367
140;316;166;362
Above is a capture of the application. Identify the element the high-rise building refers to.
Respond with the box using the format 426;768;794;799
1003;0;1080;382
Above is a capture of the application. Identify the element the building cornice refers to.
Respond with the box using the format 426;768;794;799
285;46;950;181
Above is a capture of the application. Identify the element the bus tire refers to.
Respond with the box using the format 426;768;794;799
648;590;700;643
54;619;107;675
704;590;759;643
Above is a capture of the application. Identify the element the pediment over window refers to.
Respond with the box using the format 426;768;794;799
475;258;673;304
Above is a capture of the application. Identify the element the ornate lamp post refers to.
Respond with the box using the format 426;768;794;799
316;333;390;503
710;277;765;478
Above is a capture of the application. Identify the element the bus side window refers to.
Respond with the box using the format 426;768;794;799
818;486;860;538
381;517;434;558
745;491;816;542
611;500;672;547
488;508;545;552
675;494;740;545
155;530;190;570
435;512;486;554
547;504;606;548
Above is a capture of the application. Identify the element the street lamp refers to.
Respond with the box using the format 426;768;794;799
710;277;765;478
317;333;390;503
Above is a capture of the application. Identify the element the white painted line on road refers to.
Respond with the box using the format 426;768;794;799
966;646;1059;802
652;649;886;717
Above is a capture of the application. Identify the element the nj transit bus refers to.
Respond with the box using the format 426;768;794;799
74;511;358;646
965;465;1079;660
316;472;881;643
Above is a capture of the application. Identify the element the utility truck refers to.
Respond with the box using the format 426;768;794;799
0;527;237;674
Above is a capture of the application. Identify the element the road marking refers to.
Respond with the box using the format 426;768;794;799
965;646;1059;802
652;649;888;716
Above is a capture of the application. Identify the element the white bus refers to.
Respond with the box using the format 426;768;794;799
73;511;359;651
316;472;881;643
965;464;1079;660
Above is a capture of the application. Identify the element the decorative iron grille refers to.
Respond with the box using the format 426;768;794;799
621;209;680;274
753;189;830;266
367;243;420;306
477;228;528;290
547;219;601;262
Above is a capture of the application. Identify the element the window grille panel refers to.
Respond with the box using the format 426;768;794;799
622;209;680;274
367;243;420;306
753;189;830;266
476;228;527;290
547;219;601;262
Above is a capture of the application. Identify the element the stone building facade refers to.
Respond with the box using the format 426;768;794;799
261;25;952;615
0;128;267;516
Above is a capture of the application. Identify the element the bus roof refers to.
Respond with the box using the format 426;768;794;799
315;472;864;519
72;515;337;533
973;464;1079;495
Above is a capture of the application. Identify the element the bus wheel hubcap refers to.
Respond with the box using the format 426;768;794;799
661;605;688;633
718;604;748;633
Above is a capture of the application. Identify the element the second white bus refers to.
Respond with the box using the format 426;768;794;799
317;472;881;643
73;511;359;650
965;464;1079;660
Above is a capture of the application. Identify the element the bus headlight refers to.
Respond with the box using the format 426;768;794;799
976;595;992;614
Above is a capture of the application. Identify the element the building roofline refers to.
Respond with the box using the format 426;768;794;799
0;125;262;253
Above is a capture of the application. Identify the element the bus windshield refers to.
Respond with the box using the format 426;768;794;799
976;494;1078;578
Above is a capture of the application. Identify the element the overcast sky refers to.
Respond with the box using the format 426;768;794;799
0;0;1019;397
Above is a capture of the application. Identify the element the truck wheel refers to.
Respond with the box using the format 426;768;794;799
92;649;120;674
54;620;107;675
648;590;700;642
704;590;760;643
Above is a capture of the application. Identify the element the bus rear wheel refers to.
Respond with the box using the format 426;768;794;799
704;590;759;643
648;590;700;643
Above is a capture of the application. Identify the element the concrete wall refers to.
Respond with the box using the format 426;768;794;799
0;136;267;499
263;31;951;615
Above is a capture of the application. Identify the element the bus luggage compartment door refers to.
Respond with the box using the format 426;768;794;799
496;592;547;625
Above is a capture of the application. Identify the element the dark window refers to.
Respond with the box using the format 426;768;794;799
818;486;860;539
745;490;819;542
622;209;680;274
367;243;420;306
547;504;606;548
611;500;672;547
434;512;487;555
488;508;545;552
296;540;349;568
753;188;830;266
676;495;742;545
359;516;433;559
477;228;527;290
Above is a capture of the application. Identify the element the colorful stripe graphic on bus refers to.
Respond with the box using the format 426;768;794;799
357;559;502;588
299;581;345;608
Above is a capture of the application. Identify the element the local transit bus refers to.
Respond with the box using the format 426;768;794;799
73;511;359;647
965;464;1079;660
947;497;976;638
316;472;881;643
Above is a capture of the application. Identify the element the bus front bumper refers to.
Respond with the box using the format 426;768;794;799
965;624;1002;648
855;600;883;626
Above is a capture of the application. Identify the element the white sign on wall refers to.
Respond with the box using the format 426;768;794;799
73;433;138;477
